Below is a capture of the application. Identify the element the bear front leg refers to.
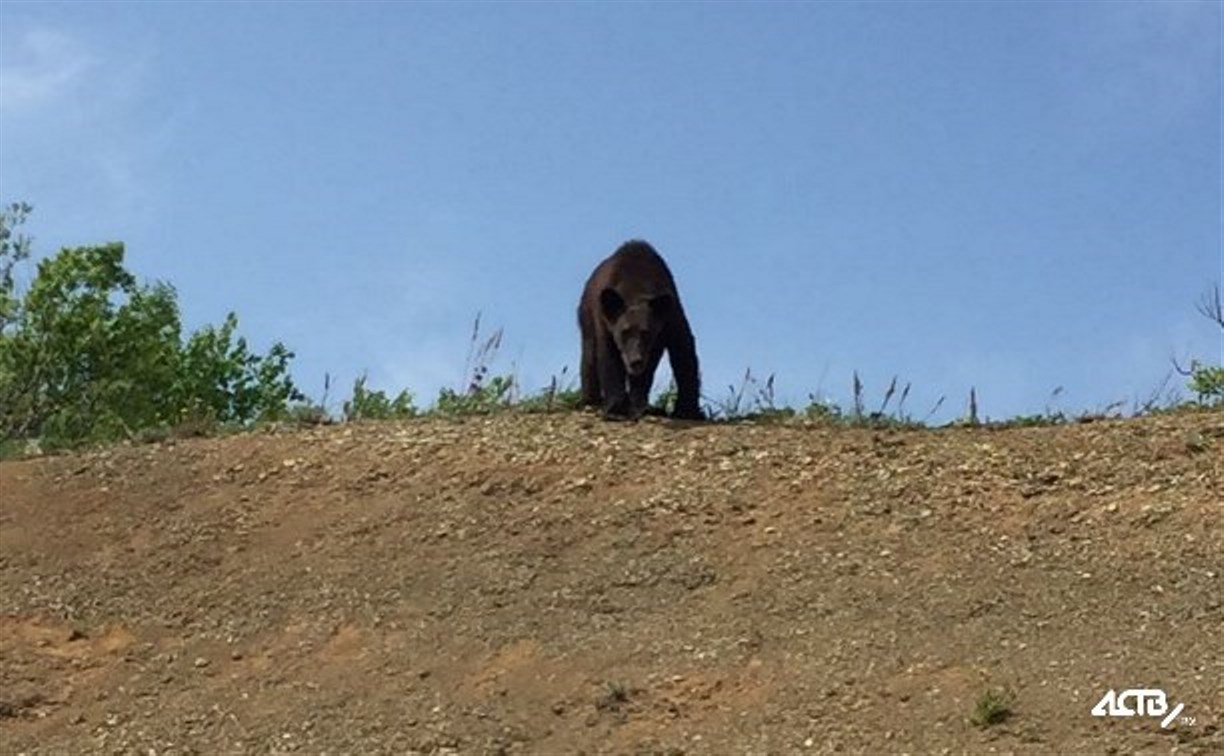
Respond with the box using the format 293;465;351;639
596;337;632;420
667;324;703;420
579;331;601;409
627;372;654;420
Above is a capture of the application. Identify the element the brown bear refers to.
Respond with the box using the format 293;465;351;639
577;240;703;421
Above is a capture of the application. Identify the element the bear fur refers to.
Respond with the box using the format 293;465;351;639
577;240;702;420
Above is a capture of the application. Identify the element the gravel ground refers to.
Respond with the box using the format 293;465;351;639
1;409;1221;754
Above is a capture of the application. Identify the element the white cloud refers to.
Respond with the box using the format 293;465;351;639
0;28;94;115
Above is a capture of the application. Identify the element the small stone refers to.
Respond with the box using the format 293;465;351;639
193;657;209;668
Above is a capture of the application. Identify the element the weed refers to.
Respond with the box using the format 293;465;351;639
971;687;1015;728
287;373;335;425
430;313;515;415
343;374;416;421
287;402;332;426
596;681;631;711
515;368;584;414
996;389;1069;428
801;373;931;429
713;368;795;421
803;396;844;423
1184;430;1211;453
461;312;504;396
652;379;679;416
135;425;171;445
434;375;515;415
169;415;220;439
0;437;28;460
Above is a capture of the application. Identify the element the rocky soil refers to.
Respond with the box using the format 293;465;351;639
1;410;1221;754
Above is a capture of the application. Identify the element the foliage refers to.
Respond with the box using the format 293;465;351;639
0;206;302;448
0;202;34;332
174;312;301;425
709;368;788;420
5;204;1216;450
1186;361;1224;405
430;312;530;415
970;688;1015;728
802;397;845;422
1180;283;1224;406
434;374;515;415
651;379;679;416
513;369;584;414
343;374;417;421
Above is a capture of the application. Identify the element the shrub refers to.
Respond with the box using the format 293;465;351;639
343;374;417;421
0;205;302;448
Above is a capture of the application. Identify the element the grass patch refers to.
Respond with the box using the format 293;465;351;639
595;680;631;711
970;687;1015;728
6;307;1220;460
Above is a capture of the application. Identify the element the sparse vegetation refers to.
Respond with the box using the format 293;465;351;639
651;378;680;416
971;687;1016;728
343;374;417;422
991;387;1074;428
1187;363;1224;405
434;375;516;415
1174;283;1224;406
713;368;792;422
595;681;631;711
1;201;1218;457
513;368;584;414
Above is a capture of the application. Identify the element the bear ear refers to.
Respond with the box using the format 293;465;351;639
650;293;674;314
600;288;626;321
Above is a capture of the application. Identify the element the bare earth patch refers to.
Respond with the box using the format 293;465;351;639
1;411;1221;753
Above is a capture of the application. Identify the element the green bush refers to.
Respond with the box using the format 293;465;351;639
1184;284;1224;406
1187;361;1224;406
0;205;302;449
174;312;300;425
434;374;514;415
343;374;417;421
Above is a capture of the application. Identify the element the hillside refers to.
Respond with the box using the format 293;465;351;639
1;410;1221;754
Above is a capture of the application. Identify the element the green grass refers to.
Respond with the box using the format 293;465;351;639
970;687;1015;728
4;310;1219;459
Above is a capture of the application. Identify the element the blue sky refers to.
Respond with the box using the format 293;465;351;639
1;1;1220;420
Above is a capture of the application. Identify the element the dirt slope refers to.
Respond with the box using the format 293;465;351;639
1;411;1221;754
